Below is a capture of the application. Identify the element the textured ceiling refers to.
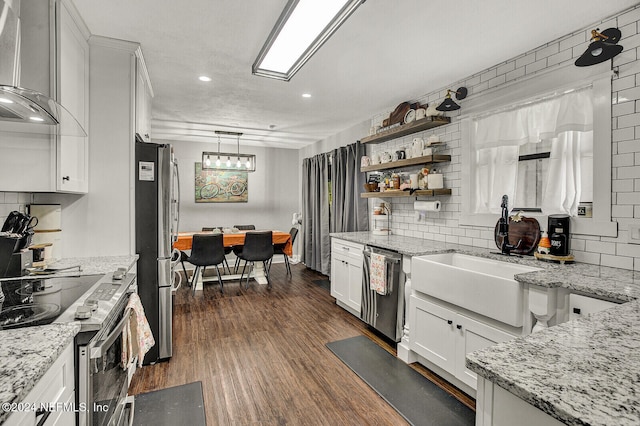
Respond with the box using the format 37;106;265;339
74;0;638;149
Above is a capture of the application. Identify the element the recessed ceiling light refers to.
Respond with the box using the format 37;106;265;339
199;76;212;82
0;97;13;104
302;93;312;98
29;116;45;122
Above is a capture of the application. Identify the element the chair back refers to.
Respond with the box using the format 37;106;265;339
234;225;256;230
241;231;273;262
189;234;226;266
289;227;299;245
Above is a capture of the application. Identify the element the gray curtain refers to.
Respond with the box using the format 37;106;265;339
331;142;368;233
301;153;331;275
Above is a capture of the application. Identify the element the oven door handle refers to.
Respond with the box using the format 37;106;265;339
90;307;132;359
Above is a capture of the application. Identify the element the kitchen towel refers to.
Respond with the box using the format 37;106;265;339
122;293;155;368
369;253;388;295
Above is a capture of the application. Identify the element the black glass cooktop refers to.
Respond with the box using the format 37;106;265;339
0;277;96;330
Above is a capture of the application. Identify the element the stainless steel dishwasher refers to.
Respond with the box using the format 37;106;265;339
361;245;403;342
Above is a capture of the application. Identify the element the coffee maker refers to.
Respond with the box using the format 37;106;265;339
548;214;570;256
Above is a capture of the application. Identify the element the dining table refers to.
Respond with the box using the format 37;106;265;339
173;230;293;256
173;230;293;288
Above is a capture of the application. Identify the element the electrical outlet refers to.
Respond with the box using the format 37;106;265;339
629;224;640;244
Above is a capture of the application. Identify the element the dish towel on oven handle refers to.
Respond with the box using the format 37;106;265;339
122;293;155;368
369;252;388;295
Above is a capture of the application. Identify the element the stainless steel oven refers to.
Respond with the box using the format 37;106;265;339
73;273;137;426
77;294;132;426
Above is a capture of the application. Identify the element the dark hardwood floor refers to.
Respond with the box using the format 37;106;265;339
129;262;474;425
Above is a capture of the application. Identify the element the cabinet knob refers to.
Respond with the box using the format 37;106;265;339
456;324;462;330
62;176;70;181
447;320;453;325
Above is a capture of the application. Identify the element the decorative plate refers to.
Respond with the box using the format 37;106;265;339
404;109;416;124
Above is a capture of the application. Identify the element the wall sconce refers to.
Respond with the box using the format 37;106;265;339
436;87;468;112
575;28;623;67
202;131;256;172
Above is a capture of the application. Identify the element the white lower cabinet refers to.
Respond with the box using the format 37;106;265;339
409;295;514;390
330;238;364;315
5;342;75;426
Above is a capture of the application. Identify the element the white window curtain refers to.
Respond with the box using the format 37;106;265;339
471;88;593;215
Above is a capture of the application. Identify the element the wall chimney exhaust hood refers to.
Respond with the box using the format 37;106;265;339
0;0;86;136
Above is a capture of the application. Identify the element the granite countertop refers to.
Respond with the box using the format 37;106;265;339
0;323;80;424
0;255;138;423
467;301;640;425
1;254;139;281
330;232;640;302
332;231;640;424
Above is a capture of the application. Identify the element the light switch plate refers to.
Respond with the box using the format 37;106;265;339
629;224;640;244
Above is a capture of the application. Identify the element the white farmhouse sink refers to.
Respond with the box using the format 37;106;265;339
411;253;541;327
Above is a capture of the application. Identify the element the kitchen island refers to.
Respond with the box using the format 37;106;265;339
331;232;640;425
0;255;138;424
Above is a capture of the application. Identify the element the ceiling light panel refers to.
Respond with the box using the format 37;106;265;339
253;0;364;81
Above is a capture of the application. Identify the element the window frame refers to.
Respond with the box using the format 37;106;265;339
460;62;616;237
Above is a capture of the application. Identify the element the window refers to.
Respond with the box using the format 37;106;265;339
460;64;616;237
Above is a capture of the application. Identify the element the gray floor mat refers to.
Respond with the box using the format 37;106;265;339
133;381;205;426
326;336;475;426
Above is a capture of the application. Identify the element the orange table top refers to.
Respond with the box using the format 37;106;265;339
174;231;292;256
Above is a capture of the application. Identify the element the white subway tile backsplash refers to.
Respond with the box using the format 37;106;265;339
601;254;634;270
535;43;560;61
505;67;525;83
585;240;617;255
558;32;586;52
364;6;640;270
525;58;547;74
547;49;573;67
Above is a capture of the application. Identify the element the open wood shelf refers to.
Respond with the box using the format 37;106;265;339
361;154;451;173
361;116;451;145
361;188;452;198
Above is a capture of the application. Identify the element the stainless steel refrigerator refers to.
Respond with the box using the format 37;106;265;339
135;137;180;364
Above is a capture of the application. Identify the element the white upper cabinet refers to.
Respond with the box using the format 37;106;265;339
56;0;89;193
0;0;89;193
135;56;153;142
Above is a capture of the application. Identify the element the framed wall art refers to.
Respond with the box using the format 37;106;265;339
194;162;248;203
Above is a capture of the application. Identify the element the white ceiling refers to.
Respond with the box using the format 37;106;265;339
74;0;638;149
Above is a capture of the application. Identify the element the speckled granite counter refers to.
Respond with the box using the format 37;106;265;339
330;232;640;302
1;254;138;281
0;323;80;424
36;255;138;277
467;300;640;425
332;232;640;425
0;255;138;423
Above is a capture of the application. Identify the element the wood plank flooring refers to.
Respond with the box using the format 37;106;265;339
129;262;474;425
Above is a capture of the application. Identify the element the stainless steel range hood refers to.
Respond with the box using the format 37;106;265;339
0;0;86;136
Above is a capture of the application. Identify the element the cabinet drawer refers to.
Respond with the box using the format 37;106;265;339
5;343;74;426
331;239;364;259
569;293;619;320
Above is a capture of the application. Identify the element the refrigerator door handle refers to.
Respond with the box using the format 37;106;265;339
172;159;181;244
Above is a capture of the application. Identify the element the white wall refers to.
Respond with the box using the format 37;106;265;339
163;139;300;247
334;4;640;270
33;39;138;259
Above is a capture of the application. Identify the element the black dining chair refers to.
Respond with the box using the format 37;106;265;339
238;231;274;289
232;225;256;272
183;233;226;295
270;227;298;276
202;227;232;274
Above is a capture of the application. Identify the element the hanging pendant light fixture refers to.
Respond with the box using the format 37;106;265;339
202;131;256;172
575;28;623;67
436;87;468;112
